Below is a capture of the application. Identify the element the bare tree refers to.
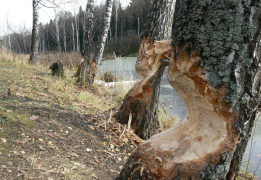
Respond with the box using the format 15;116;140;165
29;0;40;64
117;0;261;179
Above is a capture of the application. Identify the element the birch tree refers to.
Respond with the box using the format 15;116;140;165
115;0;175;140
76;0;114;88
54;10;61;52
29;0;40;64
117;0;261;179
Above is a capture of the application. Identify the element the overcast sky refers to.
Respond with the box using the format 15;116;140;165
0;0;130;35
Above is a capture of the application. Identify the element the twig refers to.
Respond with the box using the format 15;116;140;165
108;110;112;123
119;125;126;139
127;111;132;131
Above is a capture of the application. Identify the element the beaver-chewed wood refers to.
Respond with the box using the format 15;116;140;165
116;0;261;179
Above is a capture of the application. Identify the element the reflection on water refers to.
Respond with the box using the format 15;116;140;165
99;57;261;177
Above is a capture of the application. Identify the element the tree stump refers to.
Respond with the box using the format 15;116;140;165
50;61;64;77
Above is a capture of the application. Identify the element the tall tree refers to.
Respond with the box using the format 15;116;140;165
115;0;175;140
117;0;261;179
75;0;114;88
54;10;61;52
29;0;40;64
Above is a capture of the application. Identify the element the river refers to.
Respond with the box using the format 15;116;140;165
99;57;261;178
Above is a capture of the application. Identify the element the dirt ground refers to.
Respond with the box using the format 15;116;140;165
0;52;142;179
0;94;142;179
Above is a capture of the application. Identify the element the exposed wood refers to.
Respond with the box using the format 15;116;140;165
117;0;261;179
115;0;176;140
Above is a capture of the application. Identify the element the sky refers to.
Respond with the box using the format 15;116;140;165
0;0;130;36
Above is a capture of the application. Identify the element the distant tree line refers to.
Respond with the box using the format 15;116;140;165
1;0;150;57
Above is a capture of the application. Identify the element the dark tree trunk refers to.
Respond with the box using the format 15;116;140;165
117;0;261;179
29;0;40;64
115;0;176;140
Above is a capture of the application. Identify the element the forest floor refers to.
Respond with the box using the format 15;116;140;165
0;49;143;179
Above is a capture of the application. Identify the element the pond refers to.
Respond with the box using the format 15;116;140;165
99;57;261;178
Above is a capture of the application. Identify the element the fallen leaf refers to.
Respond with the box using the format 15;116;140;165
88;125;95;131
122;138;128;143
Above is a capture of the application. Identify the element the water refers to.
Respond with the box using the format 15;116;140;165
99;57;261;177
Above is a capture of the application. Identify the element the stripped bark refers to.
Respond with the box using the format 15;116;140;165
117;0;261;179
29;0;40;64
115;0;176;140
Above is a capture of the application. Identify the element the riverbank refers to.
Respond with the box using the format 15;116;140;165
0;48;142;179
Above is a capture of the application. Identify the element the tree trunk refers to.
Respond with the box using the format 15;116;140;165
75;15;80;52
76;0;94;86
75;0;114;88
55;12;61;52
117;0;261;179
72;22;75;51
85;0;114;87
115;0;176;140
63;18;67;52
29;0;40;64
115;1;118;44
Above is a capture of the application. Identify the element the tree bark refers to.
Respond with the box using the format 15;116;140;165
72;22;75;51
75;0;114;88
63;17;67;52
117;0;261;179
86;0;114;87
75;15;80;52
76;0;94;86
29;0;40;64
55;11;61;53
115;0;176;140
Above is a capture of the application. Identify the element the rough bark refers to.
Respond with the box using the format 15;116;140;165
117;0;261;179
115;0;176;140
29;0;40;64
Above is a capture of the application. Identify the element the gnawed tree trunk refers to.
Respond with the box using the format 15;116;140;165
86;0;114;87
75;0;114;88
117;0;261;179
114;0;176;140
29;0;40;64
76;0;94;86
